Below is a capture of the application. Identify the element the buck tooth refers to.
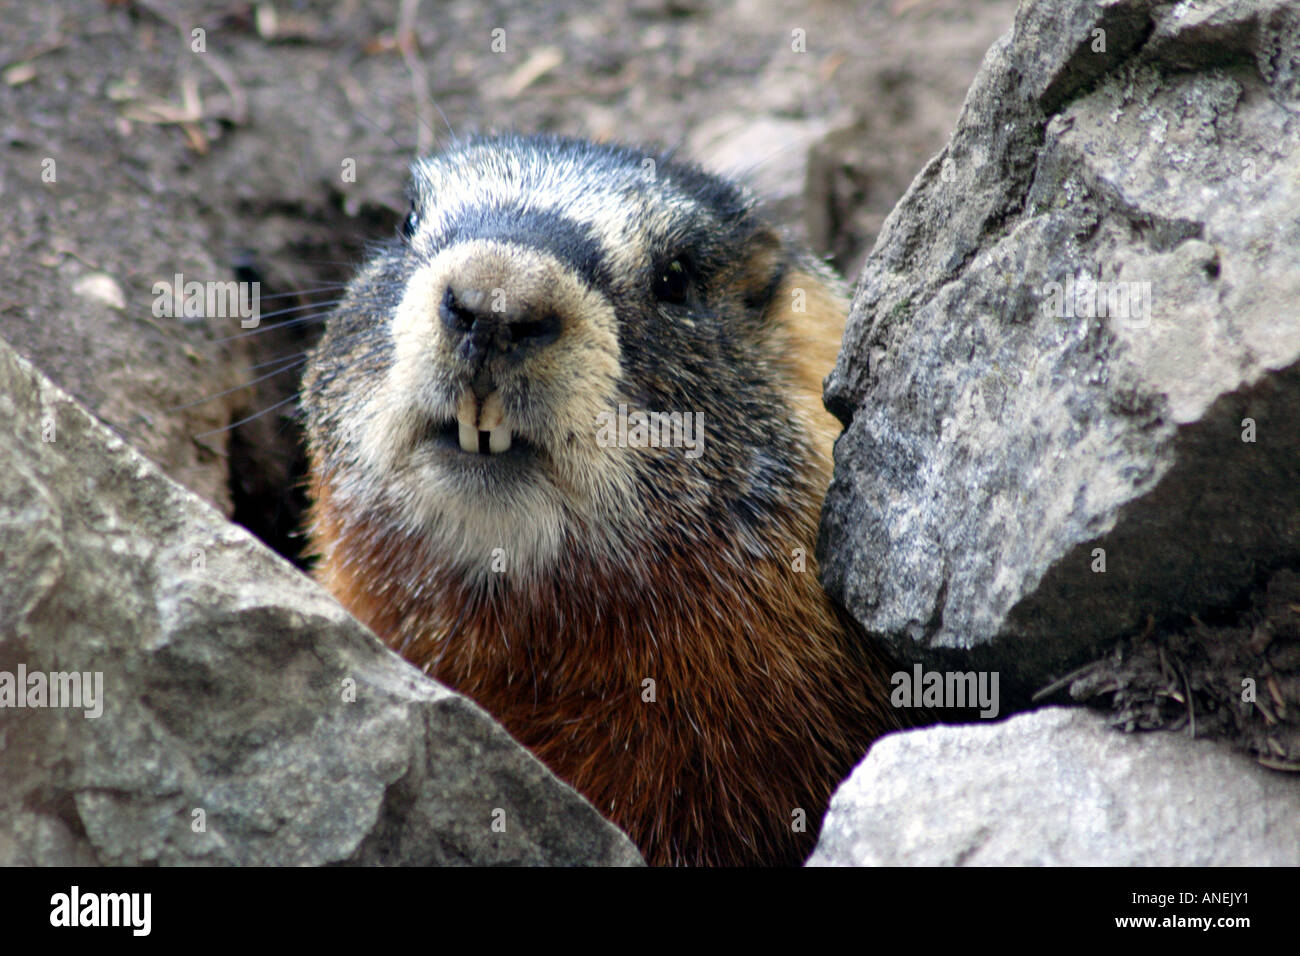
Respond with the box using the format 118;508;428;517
488;426;511;454
480;391;505;431
459;421;479;453
456;391;479;430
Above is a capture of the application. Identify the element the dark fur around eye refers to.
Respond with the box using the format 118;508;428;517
654;258;690;304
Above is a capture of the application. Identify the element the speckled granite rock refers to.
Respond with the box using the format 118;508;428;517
0;335;641;866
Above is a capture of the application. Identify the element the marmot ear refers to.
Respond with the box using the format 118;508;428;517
737;225;787;315
762;256;851;471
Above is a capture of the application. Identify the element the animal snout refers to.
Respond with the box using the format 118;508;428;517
440;283;562;363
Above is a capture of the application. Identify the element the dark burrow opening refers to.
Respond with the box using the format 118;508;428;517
222;195;399;570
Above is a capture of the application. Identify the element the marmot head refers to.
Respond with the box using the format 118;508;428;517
303;134;846;584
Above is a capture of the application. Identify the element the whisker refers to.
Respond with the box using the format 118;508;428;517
268;261;363;270
250;349;310;371
730;135;807;185
351;104;413;155
209;300;346;343
193;392;302;440
431;97;457;146
252;284;352;302
168;355;309;412
396;0;437;156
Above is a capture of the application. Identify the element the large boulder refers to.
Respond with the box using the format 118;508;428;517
808;707;1300;866
0;335;641;866
820;0;1300;702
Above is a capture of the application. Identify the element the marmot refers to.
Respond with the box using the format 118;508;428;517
301;133;901;866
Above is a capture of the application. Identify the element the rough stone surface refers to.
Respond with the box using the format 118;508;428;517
808;707;1300;866
820;0;1300;701
0;335;642;866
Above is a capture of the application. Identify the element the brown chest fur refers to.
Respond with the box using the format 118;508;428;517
310;476;899;866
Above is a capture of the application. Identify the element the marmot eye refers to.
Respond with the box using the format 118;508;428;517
400;206;419;241
654;259;690;304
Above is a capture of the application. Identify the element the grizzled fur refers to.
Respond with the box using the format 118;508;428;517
301;134;900;866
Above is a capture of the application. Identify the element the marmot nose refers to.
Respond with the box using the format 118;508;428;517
440;284;561;360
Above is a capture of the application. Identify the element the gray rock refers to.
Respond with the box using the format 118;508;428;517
808;707;1300;866
0;335;641;866
820;0;1300;701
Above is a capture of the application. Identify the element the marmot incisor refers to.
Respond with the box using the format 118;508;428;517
301;134;900;866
